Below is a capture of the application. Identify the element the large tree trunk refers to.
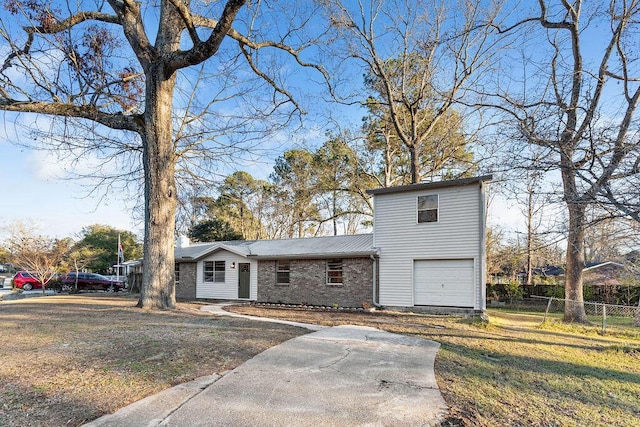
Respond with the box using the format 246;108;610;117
564;201;588;323
138;65;178;310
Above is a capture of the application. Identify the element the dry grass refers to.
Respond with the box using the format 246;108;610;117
228;305;640;427
0;294;305;427
3;295;640;427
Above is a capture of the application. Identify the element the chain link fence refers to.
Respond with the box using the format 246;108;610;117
531;295;640;334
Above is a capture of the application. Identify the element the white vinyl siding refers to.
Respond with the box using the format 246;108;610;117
196;251;257;300
373;184;483;309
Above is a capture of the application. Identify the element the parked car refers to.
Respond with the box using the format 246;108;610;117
11;271;43;291
60;272;125;292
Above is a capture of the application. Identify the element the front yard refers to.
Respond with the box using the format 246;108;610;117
229;305;640;427
0;295;305;426
1;294;639;426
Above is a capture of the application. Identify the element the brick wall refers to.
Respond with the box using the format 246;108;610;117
175;262;196;301
257;258;373;308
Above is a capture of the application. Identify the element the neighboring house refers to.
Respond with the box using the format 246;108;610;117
523;262;630;287
582;261;628;287
518;265;566;285
172;175;491;311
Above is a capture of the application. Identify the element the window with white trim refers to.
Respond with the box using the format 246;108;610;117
276;260;290;284
417;194;438;223
214;261;225;282
174;263;180;285
204;261;225;282
326;259;343;285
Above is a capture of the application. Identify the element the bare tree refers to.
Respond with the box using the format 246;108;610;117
0;1;327;309
6;222;70;293
493;1;640;322
321;0;512;183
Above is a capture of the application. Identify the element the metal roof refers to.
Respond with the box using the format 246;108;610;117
175;234;375;261
366;175;492;195
247;234;375;259
175;240;253;261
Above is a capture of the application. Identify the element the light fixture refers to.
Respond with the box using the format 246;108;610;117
231;262;236;269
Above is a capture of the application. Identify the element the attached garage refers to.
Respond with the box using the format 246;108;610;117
413;259;475;307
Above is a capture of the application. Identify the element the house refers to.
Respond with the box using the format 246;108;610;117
582;261;628;287
367;176;490;311
174;235;376;307
173;175;491;312
521;261;630;287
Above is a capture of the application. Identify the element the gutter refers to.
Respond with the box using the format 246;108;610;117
370;253;380;307
246;251;378;260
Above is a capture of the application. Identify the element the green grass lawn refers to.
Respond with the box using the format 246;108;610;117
437;309;640;426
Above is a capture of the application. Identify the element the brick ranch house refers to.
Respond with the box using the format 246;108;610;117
173;175;491;312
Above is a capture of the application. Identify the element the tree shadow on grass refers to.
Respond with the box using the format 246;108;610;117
438;340;640;419
0;378;104;427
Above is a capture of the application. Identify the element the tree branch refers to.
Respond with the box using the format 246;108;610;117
0;99;142;133
166;0;246;72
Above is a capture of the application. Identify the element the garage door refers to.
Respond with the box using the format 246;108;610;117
414;259;475;307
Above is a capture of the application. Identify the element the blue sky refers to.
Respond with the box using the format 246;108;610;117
3;1;625;243
0;126;524;240
0;138;141;239
0;0;533;241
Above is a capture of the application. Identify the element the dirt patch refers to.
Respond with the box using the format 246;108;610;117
0;295;305;427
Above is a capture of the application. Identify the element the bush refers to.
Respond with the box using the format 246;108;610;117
503;282;523;302
485;282;523;302
544;285;564;299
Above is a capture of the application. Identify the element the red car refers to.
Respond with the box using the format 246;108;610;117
11;271;44;291
60;272;125;292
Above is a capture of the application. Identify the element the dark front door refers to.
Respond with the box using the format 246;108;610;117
238;263;250;299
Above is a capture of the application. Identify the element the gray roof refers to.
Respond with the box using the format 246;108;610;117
366;175;492;195
175;240;253;260
175;234;375;261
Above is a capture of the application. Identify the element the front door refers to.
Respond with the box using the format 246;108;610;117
238;263;250;299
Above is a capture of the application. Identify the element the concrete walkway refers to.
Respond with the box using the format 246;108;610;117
85;304;448;427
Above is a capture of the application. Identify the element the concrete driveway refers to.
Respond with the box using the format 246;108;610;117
85;308;448;427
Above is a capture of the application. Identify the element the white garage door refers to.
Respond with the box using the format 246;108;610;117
414;259;475;307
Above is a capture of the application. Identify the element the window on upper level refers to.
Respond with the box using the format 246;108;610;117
417;194;438;223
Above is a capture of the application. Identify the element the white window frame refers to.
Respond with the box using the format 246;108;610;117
174;263;180;285
276;260;290;285
214;261;225;282
417;194;439;223
203;261;225;283
326;259;343;285
203;261;214;282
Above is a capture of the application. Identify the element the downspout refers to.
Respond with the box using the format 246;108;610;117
370;254;380;307
479;180;488;312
